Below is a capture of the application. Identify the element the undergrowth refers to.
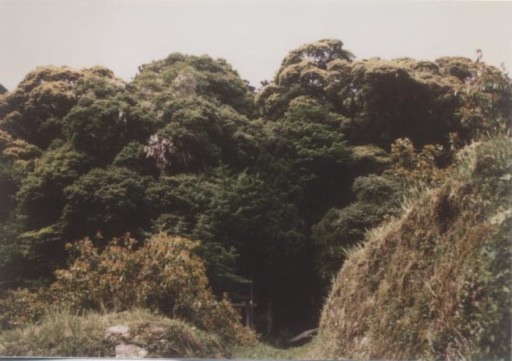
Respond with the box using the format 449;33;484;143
0;233;256;346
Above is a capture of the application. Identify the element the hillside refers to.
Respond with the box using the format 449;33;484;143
312;135;512;360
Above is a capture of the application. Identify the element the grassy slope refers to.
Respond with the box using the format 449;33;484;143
0;309;230;357
311;135;512;360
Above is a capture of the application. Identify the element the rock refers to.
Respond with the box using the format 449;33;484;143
105;325;130;338
289;328;318;343
115;343;148;358
148;324;166;334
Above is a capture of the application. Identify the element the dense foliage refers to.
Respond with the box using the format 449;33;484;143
0;39;510;345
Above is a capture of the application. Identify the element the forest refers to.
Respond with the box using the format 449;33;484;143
0;39;510;359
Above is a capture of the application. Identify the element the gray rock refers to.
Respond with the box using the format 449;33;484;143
105;325;130;338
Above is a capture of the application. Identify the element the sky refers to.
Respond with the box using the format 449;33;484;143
0;0;511;91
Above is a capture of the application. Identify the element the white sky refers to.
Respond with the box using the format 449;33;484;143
0;0;511;90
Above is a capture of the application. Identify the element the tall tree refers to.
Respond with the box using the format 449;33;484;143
256;39;354;119
0;66;83;149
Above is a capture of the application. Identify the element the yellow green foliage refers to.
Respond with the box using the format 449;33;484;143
0;129;40;175
50;233;209;315
312;134;512;360
388;137;447;188
0;233;255;345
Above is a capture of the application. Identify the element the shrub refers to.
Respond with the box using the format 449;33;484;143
0;233;255;345
0;288;47;329
388;137;447;189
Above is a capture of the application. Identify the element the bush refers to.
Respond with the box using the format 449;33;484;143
312;174;402;281
0;288;47;329
0;233;255;345
388;137;447;188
